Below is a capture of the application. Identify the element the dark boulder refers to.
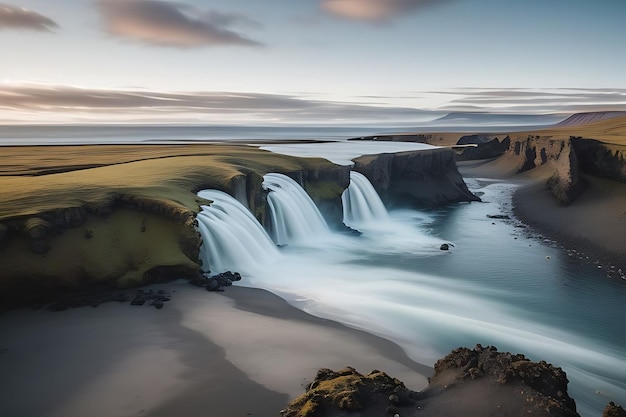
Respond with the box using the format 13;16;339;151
604;402;626;417
486;214;511;220
194;271;242;292
457;136;510;161
280;367;419;417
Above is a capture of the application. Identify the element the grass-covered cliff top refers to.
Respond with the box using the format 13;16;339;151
0;144;338;221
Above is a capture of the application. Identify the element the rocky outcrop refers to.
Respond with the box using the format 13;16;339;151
545;139;585;205
280;367;418;417
282;345;586;417
498;135;625;205
496;136;582;204
353;148;479;208
457;136;511;161
190;270;242;292
457;134;496;145
425;345;578;416
604;402;626;417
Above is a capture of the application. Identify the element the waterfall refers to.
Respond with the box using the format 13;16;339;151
342;171;388;228
196;190;279;274
262;173;330;245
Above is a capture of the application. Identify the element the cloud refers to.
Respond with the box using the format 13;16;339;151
428;88;626;114
3;84;625;125
0;3;58;31
97;0;262;48
202;10;262;30
320;0;450;22
0;83;431;124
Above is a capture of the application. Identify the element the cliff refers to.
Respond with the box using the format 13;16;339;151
570;138;626;183
353;148;479;208
0;143;475;308
466;134;625;205
456;135;511;161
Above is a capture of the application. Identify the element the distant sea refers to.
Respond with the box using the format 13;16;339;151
0;123;555;146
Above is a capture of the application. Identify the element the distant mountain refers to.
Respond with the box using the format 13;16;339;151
432;112;567;127
554;111;626;127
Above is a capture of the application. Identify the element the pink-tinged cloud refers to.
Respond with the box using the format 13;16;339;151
0;83;432;124
97;0;262;48
0;3;58;31
321;0;449;22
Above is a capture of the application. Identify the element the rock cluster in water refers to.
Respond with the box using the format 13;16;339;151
604;402;626;417
281;345;623;417
189;271;242;292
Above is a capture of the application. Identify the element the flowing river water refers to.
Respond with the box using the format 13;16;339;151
197;173;626;417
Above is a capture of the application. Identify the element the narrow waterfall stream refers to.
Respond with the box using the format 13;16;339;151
342;171;389;229
196;189;279;274
262;173;330;245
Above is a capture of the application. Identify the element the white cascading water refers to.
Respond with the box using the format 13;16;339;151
196;189;279;274
262;173;330;245
342;171;388;228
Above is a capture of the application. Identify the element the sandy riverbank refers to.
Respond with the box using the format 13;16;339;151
513;173;626;269
458;159;626;270
0;282;431;417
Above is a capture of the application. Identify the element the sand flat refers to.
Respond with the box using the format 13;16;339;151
0;300;189;417
0;282;430;417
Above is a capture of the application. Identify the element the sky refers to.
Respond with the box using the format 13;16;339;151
1;0;626;124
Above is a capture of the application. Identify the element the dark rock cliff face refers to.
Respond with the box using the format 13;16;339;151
497;135;625;205
571;138;626;183
494;136;584;205
509;136;585;204
281;345;586;417
353;148;480;208
457;136;511;161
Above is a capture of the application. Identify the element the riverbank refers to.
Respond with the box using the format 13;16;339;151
513;173;626;271
0;282;431;417
458;159;626;272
